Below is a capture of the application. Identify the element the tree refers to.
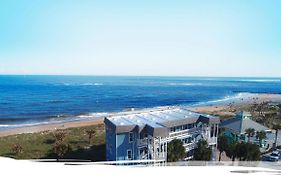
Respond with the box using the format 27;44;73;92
242;143;260;161
236;142;247;161
53;143;72;161
11;143;23;156
52;129;70;161
225;141;261;161
167;139;185;162
53;130;66;143
256;102;268;118
272;123;281;149
218;127;226;136
255;131;266;147
225;141;238;161
245;128;255;143
218;135;228;161
86;129;96;144
193;139;212;161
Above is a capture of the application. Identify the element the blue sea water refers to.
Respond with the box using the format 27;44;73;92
0;75;281;130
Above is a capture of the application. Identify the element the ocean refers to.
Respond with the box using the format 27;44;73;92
0;75;281;130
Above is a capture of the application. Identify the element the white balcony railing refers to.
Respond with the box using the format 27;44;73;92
169;127;201;138
138;138;149;147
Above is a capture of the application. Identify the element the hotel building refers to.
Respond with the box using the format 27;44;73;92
104;107;220;162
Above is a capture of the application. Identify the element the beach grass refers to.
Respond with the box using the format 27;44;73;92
0;124;105;161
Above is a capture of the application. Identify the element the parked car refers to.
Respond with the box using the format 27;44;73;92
271;151;281;159
262;153;279;162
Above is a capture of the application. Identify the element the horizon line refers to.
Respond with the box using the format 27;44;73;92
0;74;281;79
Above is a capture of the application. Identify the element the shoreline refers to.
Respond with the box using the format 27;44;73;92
1;92;281;137
0;119;104;137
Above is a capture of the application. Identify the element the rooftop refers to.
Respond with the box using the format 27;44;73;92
106;107;219;129
220;111;271;134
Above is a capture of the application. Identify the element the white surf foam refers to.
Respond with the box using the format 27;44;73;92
241;79;281;82
167;83;203;86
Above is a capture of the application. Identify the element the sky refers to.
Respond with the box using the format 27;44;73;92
0;0;281;77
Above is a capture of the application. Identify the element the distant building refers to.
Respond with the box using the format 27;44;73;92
220;111;271;145
104;107;220;162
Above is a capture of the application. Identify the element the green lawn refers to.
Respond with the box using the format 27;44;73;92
0;124;106;161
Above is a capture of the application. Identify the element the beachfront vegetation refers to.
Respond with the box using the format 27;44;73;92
0;124;105;161
11;143;23;156
53;143;72;161
218;135;228;161
52;130;71;161
193;140;212;161
199;102;281;130
226;141;260;161
255;131;266;147
218;135;261;161
167;139;185;162
86;129;96;144
272;123;281;148
245;128;255;143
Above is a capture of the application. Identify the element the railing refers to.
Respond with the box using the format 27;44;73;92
65;159;166;166
138;138;149;147
169;127;201;138
183;142;196;151
207;137;217;145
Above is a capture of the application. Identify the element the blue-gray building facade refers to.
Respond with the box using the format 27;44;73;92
104;107;220;161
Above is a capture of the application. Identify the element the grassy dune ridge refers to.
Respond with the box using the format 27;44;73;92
0;124;105;161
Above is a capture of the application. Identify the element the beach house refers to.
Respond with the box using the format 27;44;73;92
104;107;220;162
220;111;271;146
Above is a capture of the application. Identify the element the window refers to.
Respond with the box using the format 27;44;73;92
211;125;214;137
127;149;132;160
214;125;218;137
129;132;134;142
144;133;148;138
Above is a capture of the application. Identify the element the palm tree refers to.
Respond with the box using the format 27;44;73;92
218;127;226;136
255;131;267;147
11;143;23;156
53;130;66;143
193;139;212;161
167;139;186;162
272;123;281;149
53;143;72;161
218;135;228;161
245;128;255;143
225;141;238;162
86;129;96;144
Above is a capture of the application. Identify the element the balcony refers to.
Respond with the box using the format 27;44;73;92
138;138;149;147
169;127;202;138
207;137;217;145
183;142;196;151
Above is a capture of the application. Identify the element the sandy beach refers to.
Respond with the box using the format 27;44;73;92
1;93;281;138
189;93;281;118
0;119;104;137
